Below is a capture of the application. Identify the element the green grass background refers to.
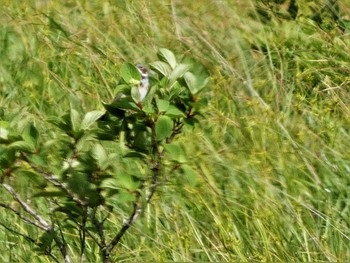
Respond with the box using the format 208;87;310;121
1;0;350;261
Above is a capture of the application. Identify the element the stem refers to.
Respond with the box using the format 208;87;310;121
2;183;50;231
52;214;72;263
0;202;48;230
90;207;109;262
21;153;86;206
80;210;88;263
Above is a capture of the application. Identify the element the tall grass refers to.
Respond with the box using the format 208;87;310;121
1;0;350;261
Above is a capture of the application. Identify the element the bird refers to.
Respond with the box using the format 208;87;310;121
136;64;149;101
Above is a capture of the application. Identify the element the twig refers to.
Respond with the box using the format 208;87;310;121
0;221;36;243
79;214;87;263
0;202;50;230
54;220;71;263
105;121;164;256
20;153;87;206
104;196;143;259
90;207;107;250
2;183;50;231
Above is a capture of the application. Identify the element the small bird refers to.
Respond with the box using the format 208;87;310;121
136;64;149;101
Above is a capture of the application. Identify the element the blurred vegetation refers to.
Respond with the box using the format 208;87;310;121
1;0;350;262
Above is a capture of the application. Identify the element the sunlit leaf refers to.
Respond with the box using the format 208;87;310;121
92;143;107;167
157;48;177;69
131;86;141;103
100;178;119;190
80;111;105;130
184;72;198;94
101;174;140;191
0;127;9;141
22;123;39;149
169;63;191;85
8;141;34;153
149;61;172;77
120;63;141;83
70;108;80;133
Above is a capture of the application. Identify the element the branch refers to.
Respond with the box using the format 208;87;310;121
0;221;36;243
0;202;48;231
20;153;86;207
105;121;164;256
2;183;50;231
104;195;143;258
79;211;87;263
90;207;107;249
54;219;72;263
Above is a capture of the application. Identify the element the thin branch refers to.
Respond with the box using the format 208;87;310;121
0;202;48;231
105;121;163;256
2;183;50;231
104;196;143;258
79;210;88;263
0;221;36;243
20;153;87;207
0;221;61;263
90;207;107;248
54;219;71;263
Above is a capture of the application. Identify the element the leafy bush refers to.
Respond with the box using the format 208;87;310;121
0;48;209;263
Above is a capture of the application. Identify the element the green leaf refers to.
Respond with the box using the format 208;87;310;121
100;178;119;190
149;61;172;77
47;114;71;133
169;82;186;100
184;72;198;94
0;127;9;141
67;173;90;197
19;169;47;188
8;141;34;153
165;105;185;118
120;63;141;84
156;116;173;141
131;86;141;103
101;175;140;191
80;111;105;130
156;98;170;112
164;144;187;163
92;143;107;168
22;123;39;149
123;151;147;159
106;190;135;206
0;149;16;168
157;48;177;69
38;231;54;250
142;102;156;115
169;64;191;85
70;108;80;133
117;174;140;190
104;98;140;112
